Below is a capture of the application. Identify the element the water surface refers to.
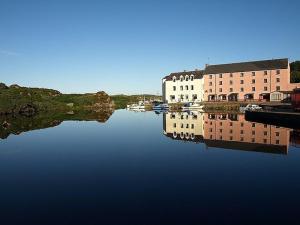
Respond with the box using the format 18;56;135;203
0;110;299;225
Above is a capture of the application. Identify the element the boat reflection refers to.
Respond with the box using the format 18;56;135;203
163;111;298;155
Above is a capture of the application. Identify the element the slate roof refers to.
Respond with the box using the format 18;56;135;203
204;58;288;74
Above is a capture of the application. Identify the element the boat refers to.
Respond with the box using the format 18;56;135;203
182;102;204;111
127;101;146;110
152;103;169;110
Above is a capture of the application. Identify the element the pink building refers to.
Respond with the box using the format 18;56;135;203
203;58;300;102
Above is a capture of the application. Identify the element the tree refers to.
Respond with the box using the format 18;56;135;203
290;61;300;83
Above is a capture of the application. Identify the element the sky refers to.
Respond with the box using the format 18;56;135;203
0;0;300;95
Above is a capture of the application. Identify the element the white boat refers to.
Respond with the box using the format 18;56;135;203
182;102;204;110
127;101;146;110
152;103;169;110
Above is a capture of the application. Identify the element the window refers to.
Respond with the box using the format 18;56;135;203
240;80;244;84
180;86;183;91
276;86;280;91
264;79;268;83
191;124;194;129
252;79;255;84
170;95;175;100
219;74;223;78
264;131;268;136
240;137;244;141
230;122;233;126
240;130;244;134
241;87;244;92
264;124;267;128
180;76;184;82
220;129;223;133
219;88;222;92
264;86;268;91
220;136;223;140
252;87;255;91
209;82;212;86
230;129;233;134
276;78;280;82
173;123;176;128
276;70;280;75
252;123;255;127
186;124;189;128
276;140;280;144
173;86;176;91
181;123;184;128
220;122;222;125
276;132;279;136
264;71;268;75
209;89;212;93
252;72;256;76
173;77;176;82
193;94;197;100
263;139;267;143
230;136;233;141
241;122;244;127
191;85;194;90
185;85;188;90
252;138;255;143
219;81;222;85
209;128;213;132
185;76;189;81
230;88;233;92
230;73;233;77
230;80;233;85
190;76;194;81
240;72;244;77
185;95;189;99
209;75;212;79
252;131;255;135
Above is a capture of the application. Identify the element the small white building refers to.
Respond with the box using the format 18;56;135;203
162;70;204;103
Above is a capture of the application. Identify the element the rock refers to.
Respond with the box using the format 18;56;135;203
19;104;37;116
10;84;21;89
2;121;10;129
0;83;8;89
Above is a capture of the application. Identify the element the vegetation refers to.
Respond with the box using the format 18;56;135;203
111;94;161;109
0;83;114;115
0;110;114;139
290;61;300;83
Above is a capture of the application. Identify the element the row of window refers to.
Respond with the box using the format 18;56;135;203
173;123;195;129
170;94;198;100
208;128;280;136
207;86;280;93
173;85;194;91
209;78;280;86
173;75;194;82
208;135;281;144
208;70;281;79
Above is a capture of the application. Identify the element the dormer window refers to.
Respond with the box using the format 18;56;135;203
172;76;176;82
190;75;194;81
180;76;184;82
185;75;189;81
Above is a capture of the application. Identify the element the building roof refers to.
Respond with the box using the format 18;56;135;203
204;58;289;74
164;70;204;81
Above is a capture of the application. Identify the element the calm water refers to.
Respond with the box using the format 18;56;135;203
0;109;300;225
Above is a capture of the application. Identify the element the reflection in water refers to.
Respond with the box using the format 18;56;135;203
0;110;114;139
163;111;298;154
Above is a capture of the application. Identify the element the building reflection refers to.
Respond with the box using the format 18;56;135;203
163;111;297;155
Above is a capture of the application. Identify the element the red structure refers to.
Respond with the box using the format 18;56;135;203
291;88;300;111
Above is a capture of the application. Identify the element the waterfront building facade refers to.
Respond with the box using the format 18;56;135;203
162;70;204;103
163;58;300;103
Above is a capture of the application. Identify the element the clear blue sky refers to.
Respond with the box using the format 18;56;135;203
0;0;299;94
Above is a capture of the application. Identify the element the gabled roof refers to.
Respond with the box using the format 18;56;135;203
164;70;204;81
204;58;289;74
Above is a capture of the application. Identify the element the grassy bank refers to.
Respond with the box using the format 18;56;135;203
0;83;114;115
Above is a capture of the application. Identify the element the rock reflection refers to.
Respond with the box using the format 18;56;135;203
163;111;298;155
0;109;114;139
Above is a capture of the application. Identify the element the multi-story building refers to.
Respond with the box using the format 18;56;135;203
162;70;204;103
163;112;293;154
163;58;300;103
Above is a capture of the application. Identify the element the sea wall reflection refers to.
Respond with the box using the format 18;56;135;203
163;111;297;154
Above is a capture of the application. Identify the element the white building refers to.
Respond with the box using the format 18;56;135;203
162;70;204;103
